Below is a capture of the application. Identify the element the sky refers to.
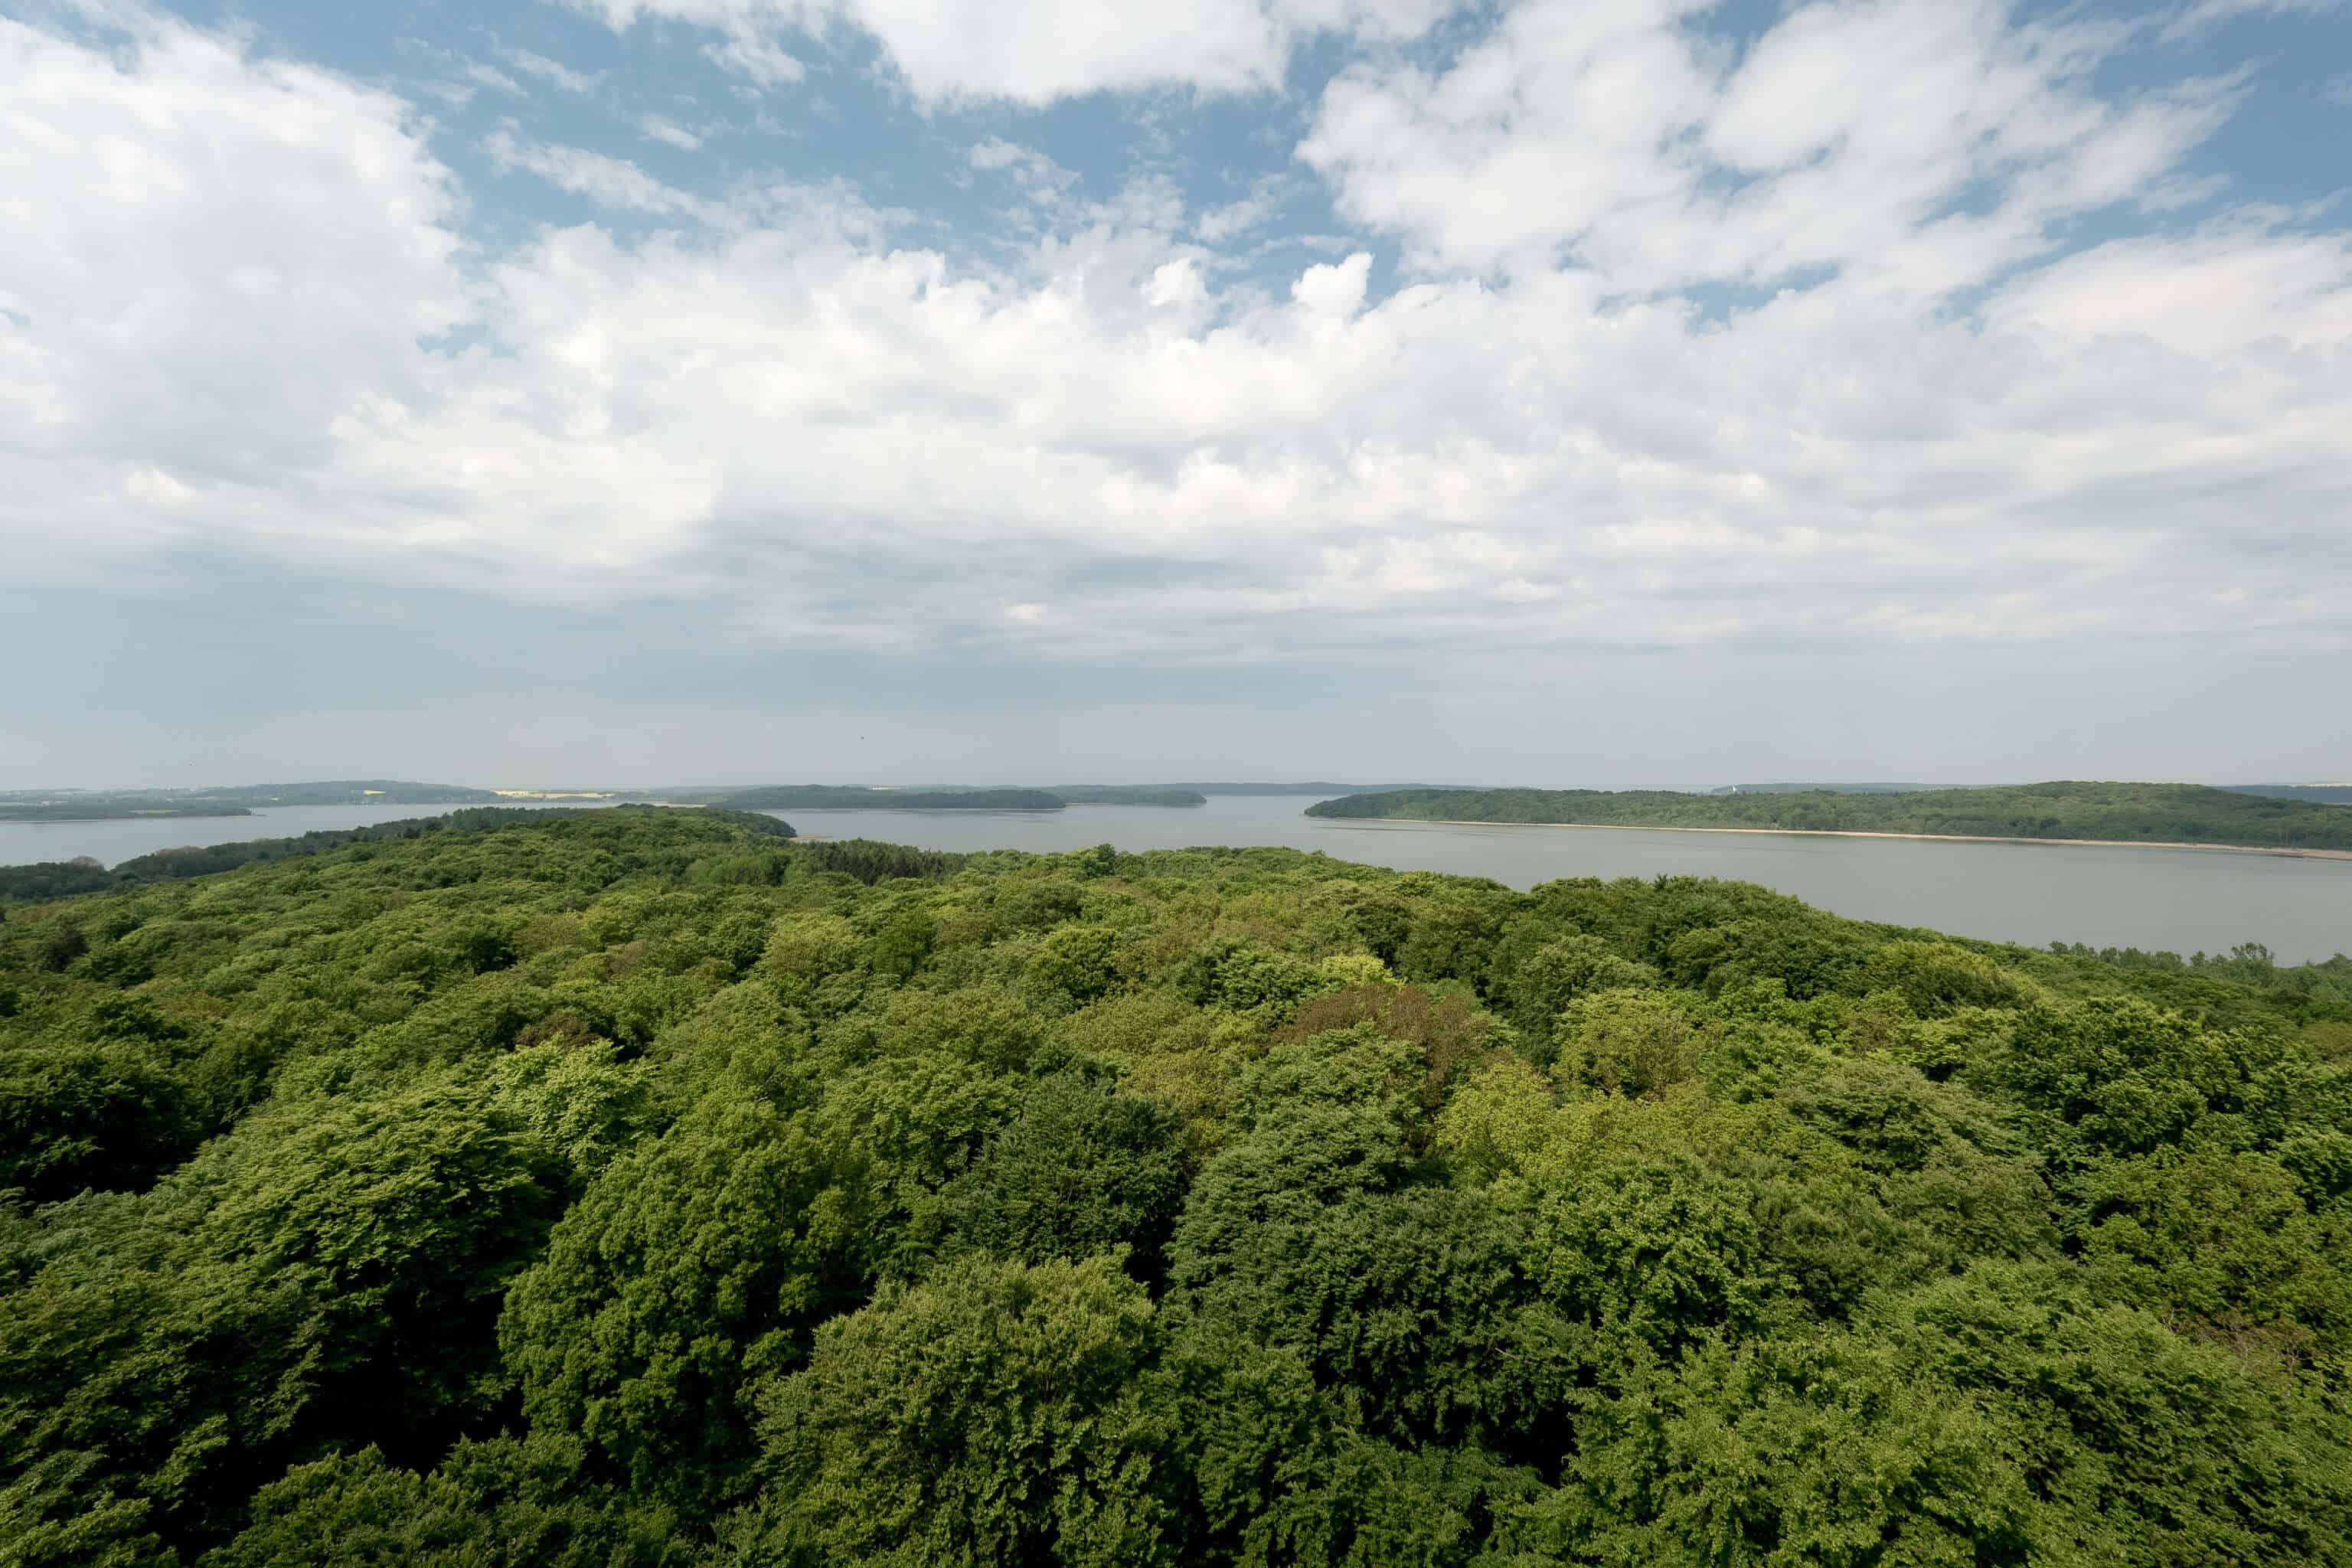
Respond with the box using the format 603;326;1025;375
2;0;2348;790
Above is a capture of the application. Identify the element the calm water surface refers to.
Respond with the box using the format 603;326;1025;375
8;795;2347;963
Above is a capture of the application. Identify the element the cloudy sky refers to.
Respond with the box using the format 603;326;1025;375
3;0;2347;789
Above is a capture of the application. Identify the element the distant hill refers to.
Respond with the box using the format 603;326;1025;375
714;786;1064;812
1711;782;1934;795
1308;780;2352;852
1152;782;1465;795
0;779;511;822
1051;787;1208;806
2223;783;2352;805
189;779;513;805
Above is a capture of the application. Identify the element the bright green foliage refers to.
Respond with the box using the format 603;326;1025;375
1553;987;1706;1097
498;1097;858;1505
1538;1331;2034;1566
742;1253;1168;1566
198;1435;685;1567
923;1070;1191;1276
1870;1266;2352;1563
2;806;2348;1565
1028;923;1125;1002
0;1036;201;1200
1865;939;2026;1016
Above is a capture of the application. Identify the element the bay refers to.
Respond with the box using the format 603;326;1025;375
7;795;2346;963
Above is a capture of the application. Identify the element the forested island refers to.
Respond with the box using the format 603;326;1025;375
3;805;2350;1565
1310;780;2352;852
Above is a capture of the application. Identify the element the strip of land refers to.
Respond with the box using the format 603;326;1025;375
1305;781;2352;854
1330;815;2352;861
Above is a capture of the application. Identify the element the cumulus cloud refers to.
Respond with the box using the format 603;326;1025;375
3;0;2347;695
0;8;467;564
1298;0;2242;295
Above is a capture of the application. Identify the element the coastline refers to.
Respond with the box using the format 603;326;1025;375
1335;817;2352;861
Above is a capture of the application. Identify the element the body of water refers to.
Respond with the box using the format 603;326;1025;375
8;795;2347;963
760;798;2350;962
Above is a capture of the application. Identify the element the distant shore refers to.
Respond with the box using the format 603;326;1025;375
1341;816;2352;861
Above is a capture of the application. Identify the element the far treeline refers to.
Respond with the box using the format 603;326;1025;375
0;804;257;823
2230;783;2352;805
0;781;518;822
689;786;1215;811
1309;780;2352;851
704;787;1070;812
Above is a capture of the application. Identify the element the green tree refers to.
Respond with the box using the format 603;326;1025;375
743;1253;1171;1566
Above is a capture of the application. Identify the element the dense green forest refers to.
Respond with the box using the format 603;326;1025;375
4;805;2350;1566
709;786;1065;812
1311;780;2352;851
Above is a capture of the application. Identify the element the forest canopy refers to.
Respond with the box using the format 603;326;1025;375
2;805;2350;1566
1308;779;2352;851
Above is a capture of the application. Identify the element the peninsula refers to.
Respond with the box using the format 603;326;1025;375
1306;780;2352;854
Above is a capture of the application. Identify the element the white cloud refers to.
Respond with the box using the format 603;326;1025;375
5;3;2348;680
966;137;1079;212
1987;219;2352;354
1299;0;2243;297
702;28;805;87
1194;176;1292;243
639;114;706;149
485;127;719;220
0;8;466;544
501;47;607;93
2159;0;2349;42
466;61;528;95
570;0;1460;105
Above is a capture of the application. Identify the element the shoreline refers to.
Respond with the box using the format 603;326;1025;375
1334;817;2352;861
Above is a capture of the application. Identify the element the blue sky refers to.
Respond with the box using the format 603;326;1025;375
2;0;2348;787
